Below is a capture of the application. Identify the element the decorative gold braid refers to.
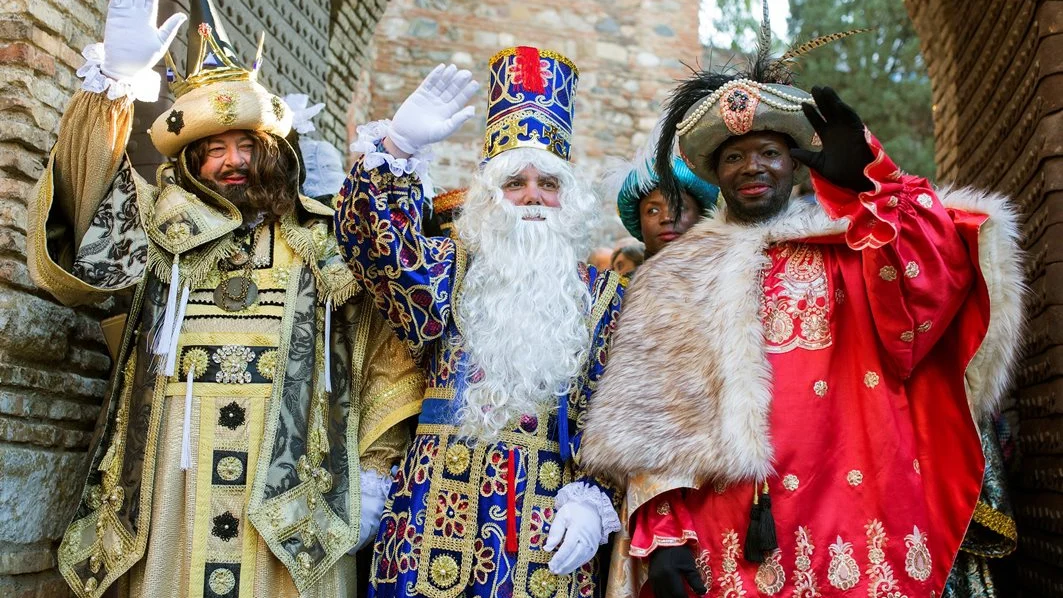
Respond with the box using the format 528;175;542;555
972;500;1018;541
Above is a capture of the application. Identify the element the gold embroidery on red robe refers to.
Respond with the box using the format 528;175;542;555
717;530;747;597
695;548;713;593
755;549;784;594
760;244;831;354
865;520;908;598
827;535;860;590
791;526;820;596
903;526;931;582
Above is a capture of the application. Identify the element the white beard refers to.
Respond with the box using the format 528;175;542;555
453;149;599;440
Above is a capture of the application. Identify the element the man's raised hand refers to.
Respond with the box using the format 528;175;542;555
102;0;187;81
790;86;875;193
387;64;479;155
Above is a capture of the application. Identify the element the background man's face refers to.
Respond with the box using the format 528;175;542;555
502;165;561;212
198;130;254;194
714;131;796;223
639;189;701;257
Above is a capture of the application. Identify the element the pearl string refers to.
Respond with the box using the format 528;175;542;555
677;79;809;136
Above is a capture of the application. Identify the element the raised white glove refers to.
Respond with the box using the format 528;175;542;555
387;64;479;155
544;500;602;575
353;468;392;551
102;0;187;81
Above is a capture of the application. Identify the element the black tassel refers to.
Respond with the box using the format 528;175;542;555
756;490;778;552
743;484;778;563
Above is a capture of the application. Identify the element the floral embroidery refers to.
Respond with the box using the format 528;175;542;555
900;330;915;343
271;95;287;122
430;555;459;587
782;474;799;491
835;288;845;305
916;193;933;209
529;507;554;549
166;221;191;244
792;526;819;595
211;511;239;542
445;443;470;475
212;345;255;384
813;381;827;397
208;567;236;595
827;536;860;590
760;244;831;354
165;109;184;134
218;401;245;430
847;470;864;487
529;567;559;598
904;261;920;279
539;460;561;491
917;320;932;333
717;529;746;596
913;459;920;474
480;447;509;496
656;501;672;515
473;538;495;584
257;349;278;381
904;526;931;581
865;520;905;598
182;348;209;378
886;196;899;208
755;549;785;594
878;266;897;282
216;456;243;481
864;371;880;388
209;91;238;125
433;491;469;538
694;549;713;593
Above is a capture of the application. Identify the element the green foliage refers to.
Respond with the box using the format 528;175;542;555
708;0;936;179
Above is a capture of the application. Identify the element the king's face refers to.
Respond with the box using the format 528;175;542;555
501;165;561;216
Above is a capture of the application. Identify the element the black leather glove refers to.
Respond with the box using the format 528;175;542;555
648;545;707;598
790;86;876;192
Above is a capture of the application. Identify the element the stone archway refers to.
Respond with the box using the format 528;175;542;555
908;1;1063;594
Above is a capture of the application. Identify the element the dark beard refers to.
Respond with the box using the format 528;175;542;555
725;187;792;223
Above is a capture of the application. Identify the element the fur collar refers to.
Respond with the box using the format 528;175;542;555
581;188;1023;486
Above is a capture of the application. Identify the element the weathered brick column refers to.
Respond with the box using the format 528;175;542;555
0;2;109;595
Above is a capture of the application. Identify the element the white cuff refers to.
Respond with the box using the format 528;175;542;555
361;467;393;500
77;43;161;103
351;120;435;199
555;481;621;544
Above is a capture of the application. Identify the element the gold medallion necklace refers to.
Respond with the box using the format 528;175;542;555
214;224;263;311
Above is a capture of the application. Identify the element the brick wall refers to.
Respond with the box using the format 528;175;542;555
0;1;388;595
907;0;1063;594
354;0;703;245
0;2;109;595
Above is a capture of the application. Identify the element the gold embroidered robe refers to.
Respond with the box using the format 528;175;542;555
27;91;423;598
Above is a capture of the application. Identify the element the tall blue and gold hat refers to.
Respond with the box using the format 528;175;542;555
482;46;579;162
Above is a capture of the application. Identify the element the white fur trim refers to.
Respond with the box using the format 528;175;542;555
582;188;1023;486
351;120;435;199
555;482;620;544
77;43;161;102
935;186;1026;417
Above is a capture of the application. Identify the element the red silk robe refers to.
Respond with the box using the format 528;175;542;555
602;135;1021;598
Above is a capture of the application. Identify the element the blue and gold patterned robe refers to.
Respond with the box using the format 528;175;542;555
335;157;624;598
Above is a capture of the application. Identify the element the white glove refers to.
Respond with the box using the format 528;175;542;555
353;468;392;551
102;0;187;81
544;501;603;575
387;64;479;154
